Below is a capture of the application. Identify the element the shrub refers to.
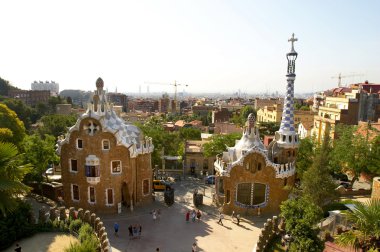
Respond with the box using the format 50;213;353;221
69;219;82;234
0;200;36;250
322;202;348;217
64;223;99;252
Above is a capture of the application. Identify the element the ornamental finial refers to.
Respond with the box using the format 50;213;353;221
288;33;298;52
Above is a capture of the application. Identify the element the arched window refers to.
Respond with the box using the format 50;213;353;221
236;183;267;206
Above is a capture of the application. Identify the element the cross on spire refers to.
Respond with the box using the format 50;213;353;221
288;33;298;52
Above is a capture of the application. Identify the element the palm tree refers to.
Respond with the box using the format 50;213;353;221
0;142;31;215
335;199;380;251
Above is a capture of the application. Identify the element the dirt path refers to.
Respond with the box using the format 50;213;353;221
4;232;78;252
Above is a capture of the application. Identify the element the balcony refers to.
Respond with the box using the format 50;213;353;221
87;177;100;184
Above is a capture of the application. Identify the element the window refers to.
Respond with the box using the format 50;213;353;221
111;161;122;173
88;187;95;203
257;162;262;171
102;140;110;150
70;159;78;172
72;184;79;201
143;179;149;195
77;139;83;149
106;188;114;205
85;165;99;177
236;183;267;206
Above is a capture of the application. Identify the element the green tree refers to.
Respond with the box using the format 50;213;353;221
280;196;324;252
179;127;201;141
203;133;241;157
1;98;35;130
136;117;183;167
0;104;26;146
335;199;380;251
330;125;372;185
258;122;280;138
231;106;257;127
37;114;77;138
367;135;380;176
22;134;59;195
295;137;315;178
301;136;337;206
0;142;32;215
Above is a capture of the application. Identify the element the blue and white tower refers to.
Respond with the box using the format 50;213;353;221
274;33;300;148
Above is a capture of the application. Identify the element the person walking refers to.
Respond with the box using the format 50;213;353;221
138;225;142;238
192;242;197;252
128;225;133;238
114;222;119;236
236;214;241;225
191;209;196;222
231;210;235;222
217;212;224;226
196;210;202;222
14;244;21;252
186;211;190;223
152;209;157;221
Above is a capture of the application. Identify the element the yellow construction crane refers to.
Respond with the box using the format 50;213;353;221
331;73;364;87
144;81;188;113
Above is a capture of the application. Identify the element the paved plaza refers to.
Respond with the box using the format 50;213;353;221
100;177;266;252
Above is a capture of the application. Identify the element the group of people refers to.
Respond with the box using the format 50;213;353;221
185;209;202;222
217;211;241;226
113;222;142;239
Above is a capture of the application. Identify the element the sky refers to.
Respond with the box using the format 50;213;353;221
0;0;379;95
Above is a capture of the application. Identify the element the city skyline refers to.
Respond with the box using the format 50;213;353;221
1;0;379;95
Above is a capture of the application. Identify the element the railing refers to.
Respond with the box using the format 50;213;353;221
87;177;100;184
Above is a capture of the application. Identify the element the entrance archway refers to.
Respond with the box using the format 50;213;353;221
121;182;131;208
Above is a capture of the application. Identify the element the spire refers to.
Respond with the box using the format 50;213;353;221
275;33;299;148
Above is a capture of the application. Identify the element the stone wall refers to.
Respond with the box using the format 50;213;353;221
38;206;111;252
254;216;282;252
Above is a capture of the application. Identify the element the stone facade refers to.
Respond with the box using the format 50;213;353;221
58;78;153;214
216;151;295;215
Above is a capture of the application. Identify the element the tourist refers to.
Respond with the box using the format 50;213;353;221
217;212;224;226
231;210;235;221
14;243;21;252
152;209;157;221
192;241;197;252
128;225;133;238
114;222;119;236
191;209;196;222
236;214;241;225
138;224;142;238
186;210;190;223
196;210;202;222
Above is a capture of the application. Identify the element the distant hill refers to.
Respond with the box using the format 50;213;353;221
60;89;92;106
0;77;21;96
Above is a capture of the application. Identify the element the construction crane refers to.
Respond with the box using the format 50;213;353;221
144;81;188;113
331;73;364;87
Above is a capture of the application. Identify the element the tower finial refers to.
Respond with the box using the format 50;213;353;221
288;33;298;53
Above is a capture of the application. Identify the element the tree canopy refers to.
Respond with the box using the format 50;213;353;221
0;142;32;215
231;105;256;127
203;132;241;157
21;134;59;184
280;196;324;252
330;124;380;184
0;104;26;146
37;114;77;138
